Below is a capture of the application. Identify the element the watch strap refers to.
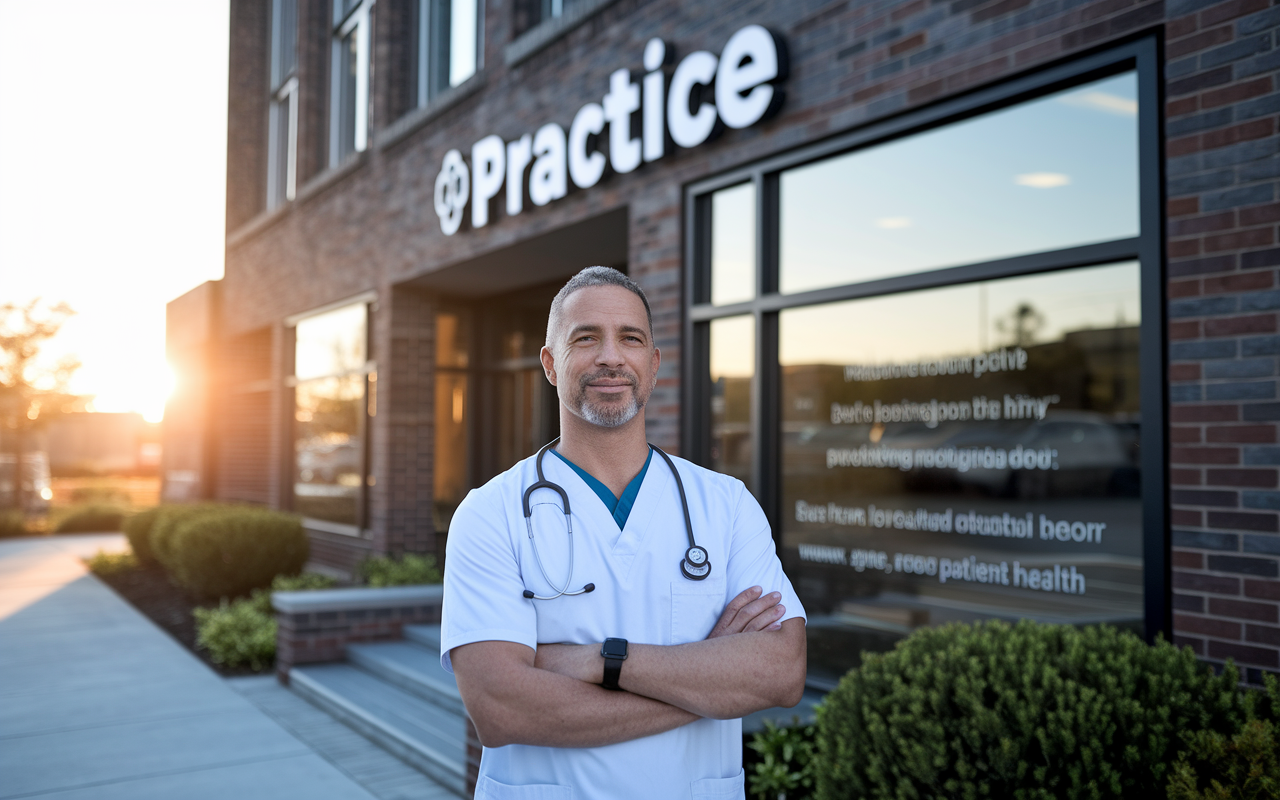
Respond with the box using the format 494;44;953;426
602;656;623;690
601;638;627;690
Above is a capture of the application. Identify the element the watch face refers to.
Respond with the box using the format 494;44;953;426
602;638;628;659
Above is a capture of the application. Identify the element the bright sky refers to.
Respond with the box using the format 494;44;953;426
0;0;229;423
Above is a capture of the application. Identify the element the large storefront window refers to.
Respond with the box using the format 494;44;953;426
293;301;372;530
687;45;1163;688
779;73;1138;295
780;263;1142;684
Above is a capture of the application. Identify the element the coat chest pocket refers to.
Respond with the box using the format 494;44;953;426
671;578;726;644
475;776;573;800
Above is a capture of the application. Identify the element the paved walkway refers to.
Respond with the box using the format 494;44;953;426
0;534;382;800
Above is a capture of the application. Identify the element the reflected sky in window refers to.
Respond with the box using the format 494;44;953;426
779;73;1138;295
296;302;367;380
711;183;756;306
780;261;1140;368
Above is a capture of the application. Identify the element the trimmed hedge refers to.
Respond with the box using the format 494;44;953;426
149;503;225;569
122;506;163;565
1168;673;1280;798
55;504;127;533
815;620;1248;799
161;507;307;601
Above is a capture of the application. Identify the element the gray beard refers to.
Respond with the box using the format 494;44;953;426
578;393;642;428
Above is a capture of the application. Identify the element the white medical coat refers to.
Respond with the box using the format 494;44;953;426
440;448;806;800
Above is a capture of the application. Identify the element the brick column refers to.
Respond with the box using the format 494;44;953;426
1165;0;1280;683
369;284;437;557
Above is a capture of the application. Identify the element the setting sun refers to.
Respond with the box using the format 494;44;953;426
80;361;176;424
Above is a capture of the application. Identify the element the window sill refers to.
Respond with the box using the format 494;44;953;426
504;0;624;68
376;73;488;152
226;151;370;249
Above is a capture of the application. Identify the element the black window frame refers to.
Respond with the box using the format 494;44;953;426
682;37;1168;642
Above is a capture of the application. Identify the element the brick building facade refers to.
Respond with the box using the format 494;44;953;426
165;0;1280;680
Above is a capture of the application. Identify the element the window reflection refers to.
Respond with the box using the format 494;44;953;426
296;303;367;380
295;375;364;526
711;183;756;306
434;371;468;531
294;302;370;528
779;262;1142;686
710;315;754;492
779;72;1139;295
436;312;470;368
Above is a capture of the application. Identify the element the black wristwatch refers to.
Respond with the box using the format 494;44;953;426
601;638;628;690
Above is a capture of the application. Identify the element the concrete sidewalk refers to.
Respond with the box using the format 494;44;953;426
0;534;379;800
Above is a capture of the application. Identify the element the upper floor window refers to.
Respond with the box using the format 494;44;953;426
267;0;298;208
330;0;373;165
412;0;481;108
536;0;583;25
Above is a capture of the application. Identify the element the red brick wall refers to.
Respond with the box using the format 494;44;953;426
1163;0;1280;683
216;327;275;504
371;285;439;557
217;0;1280;674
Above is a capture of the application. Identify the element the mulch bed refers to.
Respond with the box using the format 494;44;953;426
92;562;267;678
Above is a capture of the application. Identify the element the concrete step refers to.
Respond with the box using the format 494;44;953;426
290;663;467;797
403;624;443;653
346;640;465;715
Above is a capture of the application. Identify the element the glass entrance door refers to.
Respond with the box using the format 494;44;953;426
433;279;564;532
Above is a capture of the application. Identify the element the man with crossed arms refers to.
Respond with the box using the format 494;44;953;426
441;267;807;800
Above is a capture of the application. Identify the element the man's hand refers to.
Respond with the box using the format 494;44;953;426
533;586;788;684
707;586;785;638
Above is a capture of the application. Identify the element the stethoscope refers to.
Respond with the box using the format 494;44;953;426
520;438;711;600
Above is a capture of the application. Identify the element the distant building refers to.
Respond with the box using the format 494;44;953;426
167;0;1280;683
45;412;161;477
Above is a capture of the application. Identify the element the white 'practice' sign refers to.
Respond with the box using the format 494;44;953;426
434;24;786;235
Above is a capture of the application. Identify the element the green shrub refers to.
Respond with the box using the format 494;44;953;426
0;510;27;538
194;598;276;671
164;507;307;601
122;506;163;565
814;620;1247;800
249;572;337;614
149;503;225;570
359;554;442;587
1168;719;1280;800
748;718;816;800
1168;673;1280;799
55;504;127;533
85;549;138;576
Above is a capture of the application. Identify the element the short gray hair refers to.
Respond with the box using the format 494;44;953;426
545;266;654;350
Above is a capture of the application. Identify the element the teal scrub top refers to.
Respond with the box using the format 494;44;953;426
550;448;653;529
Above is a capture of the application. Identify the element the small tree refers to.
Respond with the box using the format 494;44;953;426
0;300;88;512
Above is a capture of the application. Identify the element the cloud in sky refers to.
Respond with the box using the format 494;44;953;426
1015;173;1071;189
